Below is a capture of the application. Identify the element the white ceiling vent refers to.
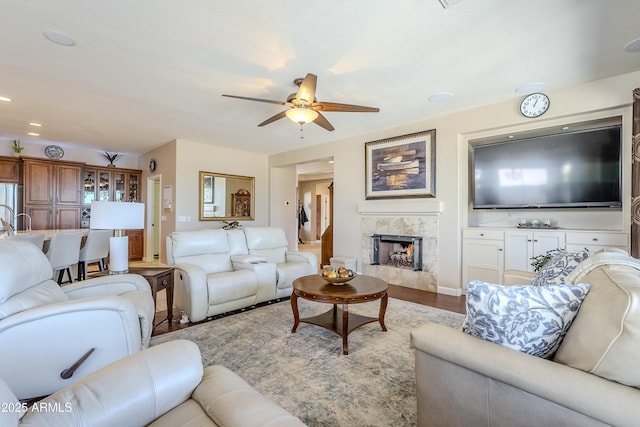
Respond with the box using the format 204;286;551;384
438;0;463;9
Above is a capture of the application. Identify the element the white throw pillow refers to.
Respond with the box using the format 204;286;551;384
463;280;590;359
531;249;589;286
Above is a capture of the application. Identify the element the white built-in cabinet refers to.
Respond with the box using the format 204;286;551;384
462;228;504;285
504;230;565;272
462;227;629;286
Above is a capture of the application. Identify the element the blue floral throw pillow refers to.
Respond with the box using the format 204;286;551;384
462;280;590;359
531;249;589;286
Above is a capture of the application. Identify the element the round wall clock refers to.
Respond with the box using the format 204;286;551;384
44;145;64;159
149;159;156;172
520;93;550;118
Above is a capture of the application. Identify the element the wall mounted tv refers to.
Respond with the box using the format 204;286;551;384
471;124;622;209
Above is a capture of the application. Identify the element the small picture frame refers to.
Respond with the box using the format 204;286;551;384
365;129;436;200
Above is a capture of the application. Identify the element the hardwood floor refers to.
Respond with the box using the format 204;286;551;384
151;284;466;337
387;284;466;314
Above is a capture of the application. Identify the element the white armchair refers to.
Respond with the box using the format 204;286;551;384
0;240;154;400
1;340;306;427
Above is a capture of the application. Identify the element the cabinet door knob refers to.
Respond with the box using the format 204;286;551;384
592;238;599;241
480;233;484;236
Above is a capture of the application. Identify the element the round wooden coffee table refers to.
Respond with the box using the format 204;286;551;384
291;274;388;355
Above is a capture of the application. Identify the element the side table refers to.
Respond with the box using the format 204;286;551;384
125;267;175;327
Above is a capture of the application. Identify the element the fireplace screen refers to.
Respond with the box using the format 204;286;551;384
372;234;423;271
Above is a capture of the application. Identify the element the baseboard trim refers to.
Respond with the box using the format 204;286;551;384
437;286;462;297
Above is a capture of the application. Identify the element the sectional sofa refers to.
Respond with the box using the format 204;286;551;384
411;249;640;426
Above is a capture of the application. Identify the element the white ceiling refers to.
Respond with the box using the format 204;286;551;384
1;0;640;156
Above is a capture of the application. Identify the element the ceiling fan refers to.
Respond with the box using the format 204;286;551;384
222;73;379;133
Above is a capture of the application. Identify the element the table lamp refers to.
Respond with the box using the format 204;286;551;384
90;201;144;274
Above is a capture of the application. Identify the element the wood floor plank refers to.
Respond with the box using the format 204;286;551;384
152;284;466;336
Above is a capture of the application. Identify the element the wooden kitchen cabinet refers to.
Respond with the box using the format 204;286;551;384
82;166;141;204
23;158;82;229
81;166;142;258
112;169;140;202
0;156;21;183
126;229;143;260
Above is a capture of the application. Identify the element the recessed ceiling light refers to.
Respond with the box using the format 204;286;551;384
29;122;42;127
625;37;640;52
516;82;546;94
43;30;76;46
0;96;12;102
428;92;453;103
28;132;40;136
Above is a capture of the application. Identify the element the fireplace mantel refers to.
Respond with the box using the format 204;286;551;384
357;200;443;215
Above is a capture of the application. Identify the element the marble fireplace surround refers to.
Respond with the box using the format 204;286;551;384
358;200;442;293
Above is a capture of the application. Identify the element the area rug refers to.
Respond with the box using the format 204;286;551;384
150;297;464;427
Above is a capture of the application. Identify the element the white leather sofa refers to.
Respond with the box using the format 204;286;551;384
0;240;155;400
411;249;640;426
167;227;317;322
1;339;306;427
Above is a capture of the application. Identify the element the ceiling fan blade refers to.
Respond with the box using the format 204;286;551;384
222;94;286;106
296;73;317;105
313;112;335;131
312;101;379;113
257;110;287;127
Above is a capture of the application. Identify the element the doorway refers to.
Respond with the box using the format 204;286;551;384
145;175;162;262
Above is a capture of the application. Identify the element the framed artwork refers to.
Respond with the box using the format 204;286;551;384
365;129;436;199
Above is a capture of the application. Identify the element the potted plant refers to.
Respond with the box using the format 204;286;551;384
103;152;122;167
11;139;24;156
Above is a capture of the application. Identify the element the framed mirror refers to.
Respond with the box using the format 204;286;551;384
199;171;255;221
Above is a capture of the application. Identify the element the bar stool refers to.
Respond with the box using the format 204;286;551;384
77;229;112;280
45;232;83;284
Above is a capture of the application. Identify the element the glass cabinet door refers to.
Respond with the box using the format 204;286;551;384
128;174;139;202
83;170;96;204
114;171;125;201
98;170;111;201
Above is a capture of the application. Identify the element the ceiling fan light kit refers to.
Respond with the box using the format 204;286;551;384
285;108;318;124
222;73;379;134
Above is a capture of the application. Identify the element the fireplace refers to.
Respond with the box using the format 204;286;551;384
372;234;423;271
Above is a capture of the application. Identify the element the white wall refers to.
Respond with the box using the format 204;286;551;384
269;71;640;293
138;138;269;263
2;141;140;169
173;139;270;231
269;164;297;250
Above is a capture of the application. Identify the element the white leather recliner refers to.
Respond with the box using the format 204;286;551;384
0;240;155;400
1;339;306;427
166;229;277;323
167;227;318;323
243;227;318;298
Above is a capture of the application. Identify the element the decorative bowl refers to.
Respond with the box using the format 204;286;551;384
321;273;357;285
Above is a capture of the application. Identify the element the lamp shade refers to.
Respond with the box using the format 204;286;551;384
90;201;144;230
285;108;318;124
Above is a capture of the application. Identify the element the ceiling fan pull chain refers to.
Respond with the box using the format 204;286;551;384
299;123;305;139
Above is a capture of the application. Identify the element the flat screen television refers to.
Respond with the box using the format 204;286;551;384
471;124;622;209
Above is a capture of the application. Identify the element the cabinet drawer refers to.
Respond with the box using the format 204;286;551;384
565;232;628;247
463;228;504;240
